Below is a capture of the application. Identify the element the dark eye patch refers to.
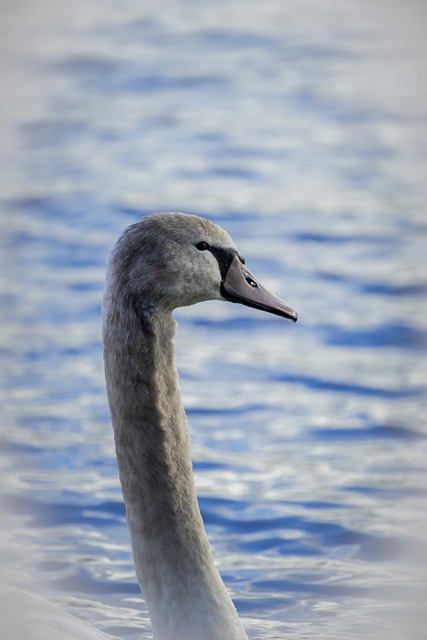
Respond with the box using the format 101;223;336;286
195;242;242;280
208;246;237;280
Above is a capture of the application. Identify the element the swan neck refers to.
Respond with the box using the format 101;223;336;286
103;302;247;640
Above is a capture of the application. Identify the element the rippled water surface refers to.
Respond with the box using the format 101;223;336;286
1;1;427;638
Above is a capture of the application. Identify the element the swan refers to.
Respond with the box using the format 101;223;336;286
0;583;119;640
0;211;297;640
102;212;297;640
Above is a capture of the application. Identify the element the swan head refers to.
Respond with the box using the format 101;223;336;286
106;212;297;321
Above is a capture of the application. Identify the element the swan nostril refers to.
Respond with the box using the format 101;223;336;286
245;275;258;288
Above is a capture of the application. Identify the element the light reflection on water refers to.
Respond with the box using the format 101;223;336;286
1;1;427;639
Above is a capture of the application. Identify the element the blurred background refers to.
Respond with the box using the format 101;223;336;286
0;0;426;638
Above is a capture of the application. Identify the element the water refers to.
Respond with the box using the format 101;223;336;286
1;1;427;638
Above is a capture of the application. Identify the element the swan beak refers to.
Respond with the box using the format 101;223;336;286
221;256;298;322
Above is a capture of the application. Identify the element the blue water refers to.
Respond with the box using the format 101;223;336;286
1;1;427;639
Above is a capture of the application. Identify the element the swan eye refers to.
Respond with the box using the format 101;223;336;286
196;241;210;251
